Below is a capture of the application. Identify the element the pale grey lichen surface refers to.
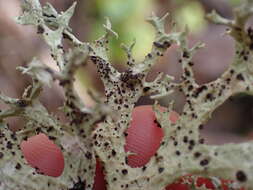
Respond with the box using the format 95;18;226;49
1;0;253;189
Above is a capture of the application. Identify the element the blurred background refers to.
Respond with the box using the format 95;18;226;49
0;0;252;144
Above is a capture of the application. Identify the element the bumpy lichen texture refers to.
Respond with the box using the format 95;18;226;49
0;0;253;190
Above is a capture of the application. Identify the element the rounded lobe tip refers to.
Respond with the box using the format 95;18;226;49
20;133;64;177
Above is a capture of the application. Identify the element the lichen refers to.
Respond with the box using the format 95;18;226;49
1;0;253;189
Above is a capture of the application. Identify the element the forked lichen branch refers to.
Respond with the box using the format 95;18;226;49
0;0;253;190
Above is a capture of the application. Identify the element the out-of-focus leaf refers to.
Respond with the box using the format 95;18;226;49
174;1;206;34
229;0;242;6
91;0;153;63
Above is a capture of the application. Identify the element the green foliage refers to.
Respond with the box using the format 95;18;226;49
174;1;206;33
91;0;154;63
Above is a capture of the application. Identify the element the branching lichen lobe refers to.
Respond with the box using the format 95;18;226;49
0;0;253;190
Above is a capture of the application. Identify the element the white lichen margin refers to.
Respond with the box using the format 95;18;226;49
0;0;253;189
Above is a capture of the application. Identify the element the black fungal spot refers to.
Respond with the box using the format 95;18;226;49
198;125;204;130
158;167;164;173
57;45;63;49
122;169;128;175
23;136;28;141
236;74;244;81
46;126;54;133
236;170;247;182
147;53;152;58
6;141;13;149
10;133;17;141
59;79;71;86
119;70;143;87
192;85;208;98
188;145;193;150
111;149;117;156
153;42;163;48
189;140;195;146
188;62;194;66
15;163;22;170
183;51;190;58
37;25;44;34
184;69;191;77
143;87;151;92
206;93;214;101
153;41;171;49
35;127;42;133
0;132;4;138
194;152;201;158
69;177;86;190
48;136;56;141
199;138;205;144
154;119;161;128
183;136;188;143
17;99;28;107
163;41;171;48
200;159;209;166
85;152;92;160
188;85;194;91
